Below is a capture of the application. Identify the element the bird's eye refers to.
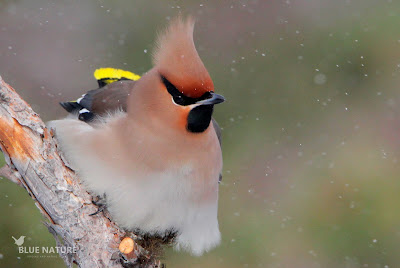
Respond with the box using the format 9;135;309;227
173;96;186;106
160;74;213;106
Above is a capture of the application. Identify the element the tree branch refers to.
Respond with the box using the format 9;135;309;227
0;76;161;267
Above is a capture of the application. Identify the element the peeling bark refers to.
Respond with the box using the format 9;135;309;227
0;76;161;268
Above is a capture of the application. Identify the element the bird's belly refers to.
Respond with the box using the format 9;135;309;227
104;165;219;235
103;165;221;255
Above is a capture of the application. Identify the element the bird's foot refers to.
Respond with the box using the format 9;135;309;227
89;194;107;216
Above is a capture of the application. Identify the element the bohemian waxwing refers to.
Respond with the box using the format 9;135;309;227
48;16;224;256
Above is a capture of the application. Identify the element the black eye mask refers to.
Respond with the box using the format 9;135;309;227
160;75;212;106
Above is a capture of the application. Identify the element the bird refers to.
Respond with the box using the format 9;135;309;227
12;236;26;246
48;16;224;256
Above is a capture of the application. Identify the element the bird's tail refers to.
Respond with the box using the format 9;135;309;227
94;67;141;87
11;236;17;242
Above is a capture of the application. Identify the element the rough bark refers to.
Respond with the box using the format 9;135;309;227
0;76;161;268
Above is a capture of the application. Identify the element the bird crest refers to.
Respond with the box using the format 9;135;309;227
152;16;214;98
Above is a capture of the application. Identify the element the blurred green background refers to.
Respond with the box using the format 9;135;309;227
1;0;400;267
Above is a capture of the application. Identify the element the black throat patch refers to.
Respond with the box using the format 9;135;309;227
187;105;214;133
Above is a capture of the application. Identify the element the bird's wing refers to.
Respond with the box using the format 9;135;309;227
78;80;135;114
60;68;140;122
212;118;223;183
212;118;222;148
60;81;136;121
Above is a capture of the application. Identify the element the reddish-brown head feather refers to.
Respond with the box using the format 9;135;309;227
152;16;214;98
128;17;216;133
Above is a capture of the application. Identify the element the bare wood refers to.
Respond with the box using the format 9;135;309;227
0;76;159;267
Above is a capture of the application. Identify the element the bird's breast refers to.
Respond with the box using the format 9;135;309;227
91;117;222;203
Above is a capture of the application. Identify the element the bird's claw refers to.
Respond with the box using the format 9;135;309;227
89;194;107;216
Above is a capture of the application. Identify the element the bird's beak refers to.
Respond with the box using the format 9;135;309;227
195;92;225;106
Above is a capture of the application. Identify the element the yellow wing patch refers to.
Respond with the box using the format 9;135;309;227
94;68;141;84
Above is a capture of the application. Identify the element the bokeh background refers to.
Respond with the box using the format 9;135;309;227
1;0;400;267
